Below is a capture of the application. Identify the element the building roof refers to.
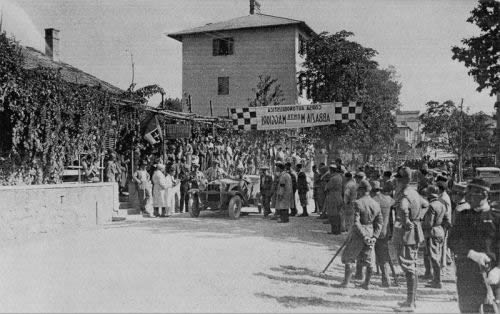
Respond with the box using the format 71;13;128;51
167;13;315;41
21;46;124;94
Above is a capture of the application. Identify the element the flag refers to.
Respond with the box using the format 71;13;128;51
144;116;163;145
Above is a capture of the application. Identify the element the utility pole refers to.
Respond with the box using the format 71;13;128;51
125;49;135;88
459;98;464;182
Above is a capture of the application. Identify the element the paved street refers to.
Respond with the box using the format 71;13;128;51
0;210;459;313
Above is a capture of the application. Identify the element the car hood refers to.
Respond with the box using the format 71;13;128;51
210;178;241;185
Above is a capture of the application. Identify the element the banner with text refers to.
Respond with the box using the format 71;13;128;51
230;102;362;131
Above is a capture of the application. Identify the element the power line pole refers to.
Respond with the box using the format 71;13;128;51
459;98;464;182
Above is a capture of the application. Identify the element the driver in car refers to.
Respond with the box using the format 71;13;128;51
190;163;208;191
205;160;227;182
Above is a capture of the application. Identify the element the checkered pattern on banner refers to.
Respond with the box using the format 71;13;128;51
334;102;362;123
230;107;258;130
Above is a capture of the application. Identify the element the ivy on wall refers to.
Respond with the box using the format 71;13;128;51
0;32;139;185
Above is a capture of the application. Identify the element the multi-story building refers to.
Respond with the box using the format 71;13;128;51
167;3;315;117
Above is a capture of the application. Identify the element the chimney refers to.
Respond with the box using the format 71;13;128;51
45;28;60;62
250;0;261;15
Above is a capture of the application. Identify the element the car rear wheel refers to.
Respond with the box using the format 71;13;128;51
188;193;200;218
228;195;242;219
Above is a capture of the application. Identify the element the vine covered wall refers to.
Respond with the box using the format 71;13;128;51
0;32;138;185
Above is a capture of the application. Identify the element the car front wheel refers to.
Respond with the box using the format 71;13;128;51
228;195;242;219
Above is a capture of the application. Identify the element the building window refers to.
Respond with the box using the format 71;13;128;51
299;34;306;56
218;77;229;95
213;38;234;56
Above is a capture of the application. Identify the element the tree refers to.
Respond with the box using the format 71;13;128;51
451;0;500;96
301;31;378;103
419;100;493;180
301;31;400;163
248;75;285;107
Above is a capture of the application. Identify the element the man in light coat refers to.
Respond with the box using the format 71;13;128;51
275;163;293;223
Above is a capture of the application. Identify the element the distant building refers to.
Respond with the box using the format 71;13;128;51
167;3;315;117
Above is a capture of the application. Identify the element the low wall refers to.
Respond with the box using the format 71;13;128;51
0;182;118;241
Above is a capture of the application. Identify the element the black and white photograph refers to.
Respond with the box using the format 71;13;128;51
0;0;499;312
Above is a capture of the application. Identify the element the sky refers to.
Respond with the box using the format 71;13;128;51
0;0;497;114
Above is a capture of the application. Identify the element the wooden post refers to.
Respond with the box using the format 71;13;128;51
162;116;166;164
209;100;213;117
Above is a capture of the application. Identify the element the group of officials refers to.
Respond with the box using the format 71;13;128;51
259;160;500;313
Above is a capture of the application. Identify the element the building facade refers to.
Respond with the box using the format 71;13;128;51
168;13;314;117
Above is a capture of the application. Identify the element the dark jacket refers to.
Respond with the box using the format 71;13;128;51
297;171;309;193
260;173;274;197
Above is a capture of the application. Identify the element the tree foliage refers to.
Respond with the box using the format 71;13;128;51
248;75;285;107
451;0;500;96
419;100;493;159
301;31;400;160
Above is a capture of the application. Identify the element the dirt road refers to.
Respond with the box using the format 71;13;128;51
0;209;459;313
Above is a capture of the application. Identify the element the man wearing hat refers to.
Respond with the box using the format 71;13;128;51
205;160;227;182
285;162;298;217
382;171;395;197
259;166;274;218
371;180;396;287
450;182;469;226
178;156;191;213
296;163;309;217
340;179;382;289
275;162;293;223
318;164;331;219
393;166;429;312
422;185;450;289
343;172;358;232
449;178;500;313
324;164;345;234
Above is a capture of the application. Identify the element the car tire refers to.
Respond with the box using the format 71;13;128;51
228;195;242;219
188;193;200;218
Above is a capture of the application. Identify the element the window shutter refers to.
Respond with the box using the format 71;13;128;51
228;38;234;55
213;39;218;56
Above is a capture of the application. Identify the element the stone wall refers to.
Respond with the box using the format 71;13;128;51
0;182;118;240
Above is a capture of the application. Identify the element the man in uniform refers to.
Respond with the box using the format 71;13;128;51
275;162;293;223
371;180;395;287
422;185;450;289
343;172;358;233
297;163;310;217
340;179;383;289
286;162;298;217
318;164;331;219
324;164;345;234
449;178;500;313
259;166;274;218
312;164;322;213
393;166;429;312
178;156;190;213
381;171;395;197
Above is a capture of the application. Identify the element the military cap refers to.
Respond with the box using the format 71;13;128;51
426;185;440;198
329;163;337;168
468;178;491;192
260;166;270;170
355;171;366;178
395;166;411;179
358;179;372;192
371;180;382;191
